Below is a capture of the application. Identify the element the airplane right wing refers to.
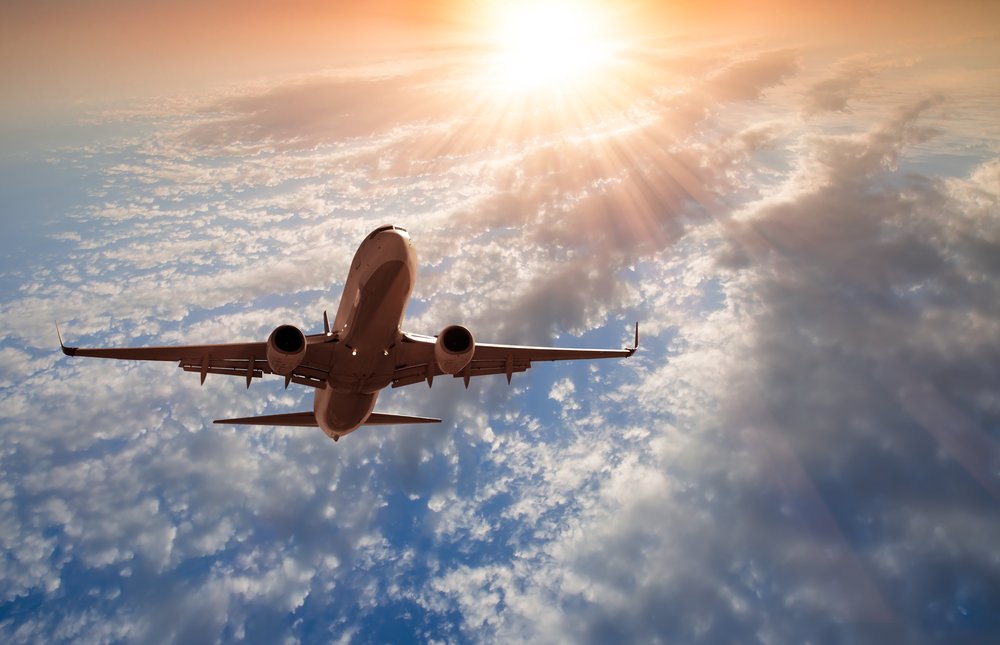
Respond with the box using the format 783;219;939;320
390;323;638;388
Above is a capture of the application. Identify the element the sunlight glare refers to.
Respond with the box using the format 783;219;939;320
486;0;619;93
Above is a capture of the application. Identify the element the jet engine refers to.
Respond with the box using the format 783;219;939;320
435;325;475;374
266;324;307;375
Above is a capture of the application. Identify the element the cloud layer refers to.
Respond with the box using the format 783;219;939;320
1;32;999;643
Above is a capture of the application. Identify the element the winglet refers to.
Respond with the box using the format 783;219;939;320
56;323;77;356
323;310;331;336
627;321;639;357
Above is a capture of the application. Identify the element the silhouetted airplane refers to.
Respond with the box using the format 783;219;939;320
60;225;637;441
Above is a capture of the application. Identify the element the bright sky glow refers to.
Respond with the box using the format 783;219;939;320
484;0;619;93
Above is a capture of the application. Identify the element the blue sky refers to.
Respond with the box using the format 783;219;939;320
2;3;1000;642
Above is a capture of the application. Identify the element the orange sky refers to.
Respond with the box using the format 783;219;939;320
1;0;997;122
1;2;424;104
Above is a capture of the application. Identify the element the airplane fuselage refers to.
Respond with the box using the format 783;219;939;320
314;225;416;439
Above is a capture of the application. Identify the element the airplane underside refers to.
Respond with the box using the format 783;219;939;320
314;389;378;439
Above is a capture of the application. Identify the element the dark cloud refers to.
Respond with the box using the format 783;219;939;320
706;100;1000;637
804;63;872;114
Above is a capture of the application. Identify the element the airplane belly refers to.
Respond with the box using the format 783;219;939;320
344;259;412;349
314;387;378;438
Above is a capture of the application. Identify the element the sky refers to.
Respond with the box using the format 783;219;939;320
1;1;1000;643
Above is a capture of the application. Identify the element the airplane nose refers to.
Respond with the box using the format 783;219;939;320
368;224;408;238
373;225;411;252
388;228;410;244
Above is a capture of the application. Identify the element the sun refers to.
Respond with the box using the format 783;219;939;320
483;0;620;94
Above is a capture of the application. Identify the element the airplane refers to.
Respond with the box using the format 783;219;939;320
59;225;638;441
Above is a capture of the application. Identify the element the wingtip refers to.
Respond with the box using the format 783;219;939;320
56;323;77;356
627;321;639;356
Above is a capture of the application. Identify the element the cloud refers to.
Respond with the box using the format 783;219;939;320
408;91;1000;643
182;62;466;153
704;48;800;102
804;59;875;114
803;55;919;115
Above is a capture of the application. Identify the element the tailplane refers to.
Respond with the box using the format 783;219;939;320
365;412;441;425
214;411;441;426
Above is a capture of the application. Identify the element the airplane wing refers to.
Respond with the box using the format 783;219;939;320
390;322;638;388
58;328;331;389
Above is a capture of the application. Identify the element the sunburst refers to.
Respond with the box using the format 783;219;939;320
482;0;621;95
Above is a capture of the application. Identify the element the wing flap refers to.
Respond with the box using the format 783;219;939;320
178;359;328;388
455;359;530;380
390;360;532;388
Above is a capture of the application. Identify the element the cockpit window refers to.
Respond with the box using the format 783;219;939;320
368;225;407;240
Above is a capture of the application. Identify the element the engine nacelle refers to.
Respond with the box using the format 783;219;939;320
266;324;307;375
435;325;475;375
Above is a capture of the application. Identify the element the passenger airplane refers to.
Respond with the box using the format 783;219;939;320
60;225;637;441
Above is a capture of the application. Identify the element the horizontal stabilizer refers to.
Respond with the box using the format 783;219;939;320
365;412;441;425
214;412;317;426
214;411;441;426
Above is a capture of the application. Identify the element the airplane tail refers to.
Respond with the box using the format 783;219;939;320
214;411;441;426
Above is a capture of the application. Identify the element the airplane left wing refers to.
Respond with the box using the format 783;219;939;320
391;323;638;388
58;329;331;389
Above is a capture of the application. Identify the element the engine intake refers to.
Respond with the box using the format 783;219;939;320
266;324;307;375
435;325;475;374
